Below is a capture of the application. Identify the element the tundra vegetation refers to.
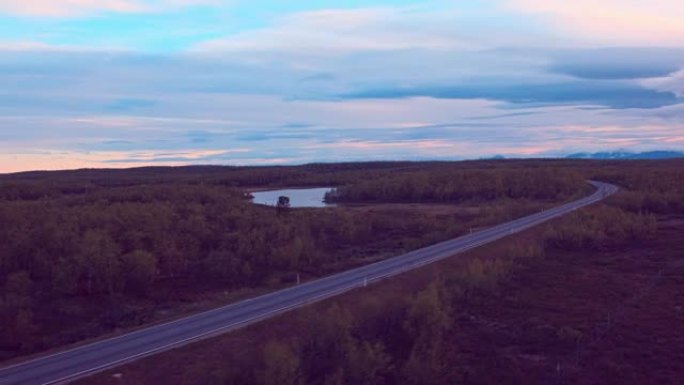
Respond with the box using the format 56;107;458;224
0;162;584;360
1;159;682;379
181;202;658;385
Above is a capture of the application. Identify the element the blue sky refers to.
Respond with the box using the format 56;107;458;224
1;0;683;172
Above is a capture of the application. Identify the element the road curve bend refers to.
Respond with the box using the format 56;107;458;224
0;181;619;385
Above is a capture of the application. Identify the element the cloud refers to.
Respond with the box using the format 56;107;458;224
2;13;684;174
0;0;221;17
193;7;472;55
546;48;684;80
0;0;144;17
0;41;96;52
344;79;680;109
509;0;684;46
102;148;250;163
105;98;158;112
0;149;247;173
2;91;683;173
643;69;684;98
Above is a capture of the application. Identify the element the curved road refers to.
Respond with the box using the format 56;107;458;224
0;181;618;385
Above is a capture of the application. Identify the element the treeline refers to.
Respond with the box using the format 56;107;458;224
0;160;587;197
325;168;586;203
0;162;439;192
595;168;684;214
190;204;657;385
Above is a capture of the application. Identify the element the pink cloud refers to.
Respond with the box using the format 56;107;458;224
509;0;684;46
0;0;143;17
0;0;221;17
0;149;245;173
303;139;554;160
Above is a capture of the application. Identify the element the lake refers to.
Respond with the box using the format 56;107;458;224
250;187;335;208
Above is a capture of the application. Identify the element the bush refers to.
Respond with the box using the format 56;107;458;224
544;206;657;251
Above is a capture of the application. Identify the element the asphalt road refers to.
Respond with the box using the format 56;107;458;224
0;181;618;385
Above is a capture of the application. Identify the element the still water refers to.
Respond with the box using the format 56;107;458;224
250;187;335;208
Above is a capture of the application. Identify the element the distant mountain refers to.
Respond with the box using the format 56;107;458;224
566;150;684;160
480;154;507;160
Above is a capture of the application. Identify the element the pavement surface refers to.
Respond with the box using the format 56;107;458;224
0;181;619;385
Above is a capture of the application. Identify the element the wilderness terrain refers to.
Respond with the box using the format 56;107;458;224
2;159;683;384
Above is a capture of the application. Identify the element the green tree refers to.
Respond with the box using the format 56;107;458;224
401;351;435;385
120;250;157;295
300;305;355;381
403;282;452;351
343;341;390;385
77;230;121;295
1;271;37;351
259;341;301;385
400;282;452;383
51;255;81;296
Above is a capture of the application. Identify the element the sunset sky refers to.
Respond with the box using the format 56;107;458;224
1;0;683;172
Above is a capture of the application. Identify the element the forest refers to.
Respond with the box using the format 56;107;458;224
169;195;661;385
0;162;585;360
160;160;680;385
2;159;683;375
325;168;586;203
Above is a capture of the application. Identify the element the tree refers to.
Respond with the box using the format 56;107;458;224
401;351;435;385
259;341;301;385
400;282;452;383
120;250;157;295
300;305;355;381
77;230;121;295
1;271;37;351
343;341;390;385
403;282;452;350
51;256;80;296
277;196;291;215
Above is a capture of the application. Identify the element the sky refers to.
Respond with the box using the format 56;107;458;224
1;0;683;172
